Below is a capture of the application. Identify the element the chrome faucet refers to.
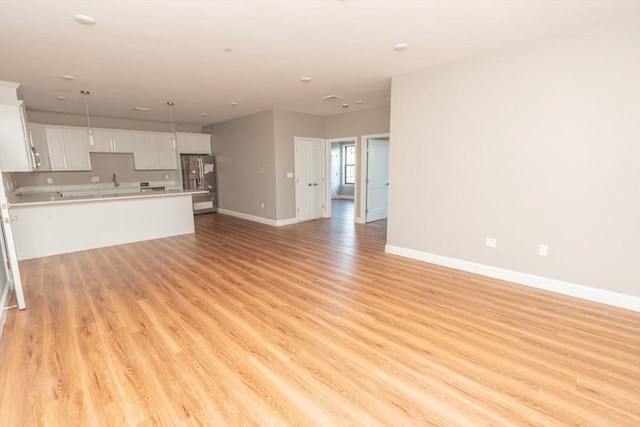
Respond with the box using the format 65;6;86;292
112;173;119;187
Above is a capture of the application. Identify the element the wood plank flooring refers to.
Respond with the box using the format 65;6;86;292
1;200;639;426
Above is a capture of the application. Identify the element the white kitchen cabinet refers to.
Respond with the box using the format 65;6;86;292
157;134;177;169
133;132;177;170
0;100;40;172
176;132;211;155
90;129;134;153
45;127;92;171
27;123;50;171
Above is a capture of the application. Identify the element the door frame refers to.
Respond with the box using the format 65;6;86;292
0;170;26;339
359;133;390;223
294;136;326;222
325;136;357;219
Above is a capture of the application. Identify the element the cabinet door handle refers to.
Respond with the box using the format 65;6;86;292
27;130;39;169
31;146;41;169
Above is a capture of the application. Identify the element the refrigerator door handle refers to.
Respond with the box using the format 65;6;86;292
197;158;204;190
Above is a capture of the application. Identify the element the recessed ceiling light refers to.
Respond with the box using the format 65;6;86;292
132;107;150;112
53;109;62;113
60;75;75;80
199;113;207;116
56;95;68;100
73;14;96;25
230;102;239;106
393;43;409;51
341;104;349;108
356;100;364;104
322;95;344;101
300;77;312;83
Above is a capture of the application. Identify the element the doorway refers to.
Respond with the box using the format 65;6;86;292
325;137;357;222
360;134;390;223
294;137;325;222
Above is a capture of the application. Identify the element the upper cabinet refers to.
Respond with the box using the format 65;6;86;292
27;123;51;171
45;127;92;171
0;81;42;172
176;132;211;155
0;100;40;172
132;132;177;170
90;129;134;153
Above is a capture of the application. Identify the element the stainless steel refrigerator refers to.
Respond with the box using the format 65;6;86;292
181;154;217;214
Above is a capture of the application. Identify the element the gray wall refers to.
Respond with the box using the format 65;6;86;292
207;110;277;219
324;105;391;215
273;110;323;220
323;105;390;141
388;16;640;296
205;106;390;220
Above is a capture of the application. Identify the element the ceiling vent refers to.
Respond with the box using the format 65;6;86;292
322;95;344;102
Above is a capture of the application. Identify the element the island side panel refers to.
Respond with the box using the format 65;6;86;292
10;194;194;260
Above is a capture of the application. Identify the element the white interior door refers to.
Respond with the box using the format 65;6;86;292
295;137;325;222
0;172;25;312
330;144;340;199
366;138;390;222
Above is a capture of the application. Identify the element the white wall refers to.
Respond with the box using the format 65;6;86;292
388;16;640;300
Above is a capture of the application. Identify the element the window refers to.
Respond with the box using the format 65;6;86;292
344;145;355;184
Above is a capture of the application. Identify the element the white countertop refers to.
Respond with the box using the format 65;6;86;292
9;189;208;207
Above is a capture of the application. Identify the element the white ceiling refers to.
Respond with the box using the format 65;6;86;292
0;0;637;127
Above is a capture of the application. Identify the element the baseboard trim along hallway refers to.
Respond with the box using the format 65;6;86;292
217;208;297;227
385;244;640;312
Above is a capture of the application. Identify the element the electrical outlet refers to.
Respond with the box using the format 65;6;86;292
287;172;293;178
91;176;100;183
164;174;169;180
485;237;497;248
539;244;549;256
260;202;265;209
46;177;53;184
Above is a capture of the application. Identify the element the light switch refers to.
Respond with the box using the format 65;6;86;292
47;177;53;184
287;172;293;178
485;237;497;248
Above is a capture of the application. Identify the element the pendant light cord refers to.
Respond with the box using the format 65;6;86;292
83;96;92;130
167;101;176;146
81;90;94;145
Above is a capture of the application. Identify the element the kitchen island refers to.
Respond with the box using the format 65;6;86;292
8;190;205;260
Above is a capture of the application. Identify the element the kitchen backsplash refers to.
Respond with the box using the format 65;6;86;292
14;153;179;188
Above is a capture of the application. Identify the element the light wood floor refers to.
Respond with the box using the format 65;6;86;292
1;200;639;426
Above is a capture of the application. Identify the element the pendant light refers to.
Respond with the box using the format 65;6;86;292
80;90;94;146
167;101;176;147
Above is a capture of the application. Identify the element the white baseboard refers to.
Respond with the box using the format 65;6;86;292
336;195;354;200
385;244;640;312
275;217;298;226
0;281;11;340
355;216;365;224
217;209;297;227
